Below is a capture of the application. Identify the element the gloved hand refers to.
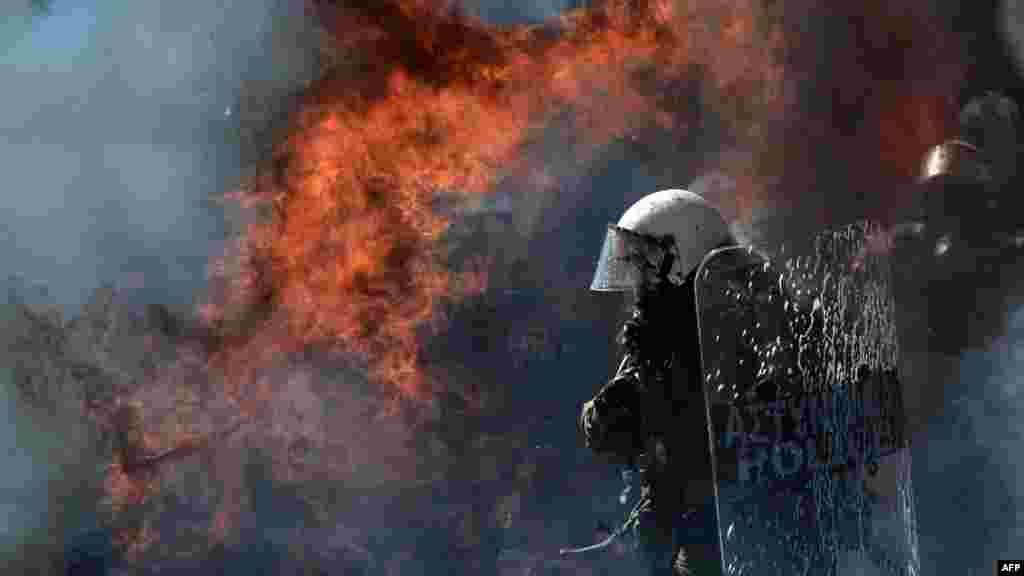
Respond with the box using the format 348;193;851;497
581;369;644;458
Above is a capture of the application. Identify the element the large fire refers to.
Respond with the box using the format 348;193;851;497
206;0;786;402
95;0;964;563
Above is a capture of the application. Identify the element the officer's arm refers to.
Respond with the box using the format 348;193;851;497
579;353;645;461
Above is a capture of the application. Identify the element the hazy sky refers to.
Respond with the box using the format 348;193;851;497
0;0;317;315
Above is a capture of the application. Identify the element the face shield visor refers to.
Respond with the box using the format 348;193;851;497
589;225;676;292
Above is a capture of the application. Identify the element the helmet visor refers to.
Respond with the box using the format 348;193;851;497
589;225;671;292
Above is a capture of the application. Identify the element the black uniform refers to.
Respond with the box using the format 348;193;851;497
579;278;720;575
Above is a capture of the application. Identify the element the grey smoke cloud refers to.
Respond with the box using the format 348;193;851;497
914;306;1024;572
0;367;49;540
0;0;318;315
470;0;582;24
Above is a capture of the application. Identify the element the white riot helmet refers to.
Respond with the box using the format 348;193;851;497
590;189;734;292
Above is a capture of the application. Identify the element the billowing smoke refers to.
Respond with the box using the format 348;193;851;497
0;0;320;568
0;367;53;545
913;307;1024;572
0;0;319;315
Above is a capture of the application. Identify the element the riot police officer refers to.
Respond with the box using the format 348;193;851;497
578;189;735;575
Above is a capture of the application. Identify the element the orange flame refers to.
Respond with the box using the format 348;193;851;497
98;0;965;558
209;0;786;401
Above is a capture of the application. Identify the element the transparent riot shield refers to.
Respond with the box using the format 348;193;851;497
696;223;919;576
